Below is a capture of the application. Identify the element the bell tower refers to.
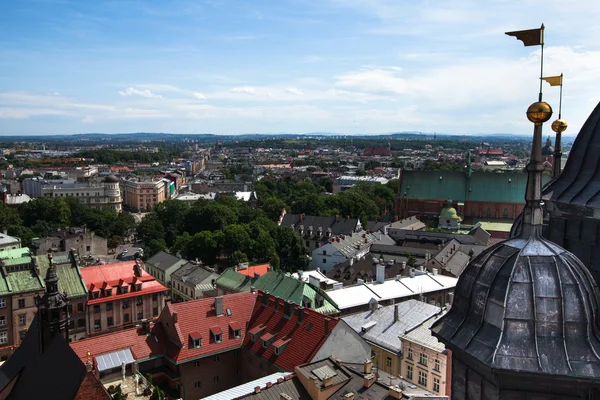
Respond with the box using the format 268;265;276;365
37;253;70;352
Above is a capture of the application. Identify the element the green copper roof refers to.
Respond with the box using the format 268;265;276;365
36;254;88;298
400;171;551;204
215;268;256;292
0;248;86;297
216;269;340;315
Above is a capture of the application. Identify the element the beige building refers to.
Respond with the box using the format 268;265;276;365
24;175;122;211
399;312;450;396
121;179;166;212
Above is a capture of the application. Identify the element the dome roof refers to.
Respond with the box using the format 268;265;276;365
431;231;600;379
103;175;119;183
440;207;461;220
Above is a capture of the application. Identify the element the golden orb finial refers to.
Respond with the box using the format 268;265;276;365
526;101;553;125
551;119;568;134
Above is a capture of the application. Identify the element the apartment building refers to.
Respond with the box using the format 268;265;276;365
399;312;450;396
121;179;166;212
80;260;168;335
170;263;219;301
31;227;107;256
0;248;88;357
23;175;122;211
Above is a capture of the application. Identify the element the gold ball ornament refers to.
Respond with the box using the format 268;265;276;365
551;119;568;134
526;101;553;124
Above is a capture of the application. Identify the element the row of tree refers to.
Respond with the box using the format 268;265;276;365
0;197;136;249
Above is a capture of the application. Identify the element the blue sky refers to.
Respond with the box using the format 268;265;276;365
1;0;599;135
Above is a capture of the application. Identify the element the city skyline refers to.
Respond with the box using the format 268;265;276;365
1;0;599;136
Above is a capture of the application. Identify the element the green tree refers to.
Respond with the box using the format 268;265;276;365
261;197;289;221
222;224;251;260
136;214;165;244
20;197;71;228
185;201;237;234
146;238;167;258
187;231;223;265
171;232;192;258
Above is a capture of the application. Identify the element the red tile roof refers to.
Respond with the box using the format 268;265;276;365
162;292;257;363
363;148;391;157
229;321;241;331
81;261;167;305
237;263;270;277
70;323;168;364
74;372;111;400
244;292;339;372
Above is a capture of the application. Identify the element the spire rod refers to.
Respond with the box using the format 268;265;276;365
539;24;545;102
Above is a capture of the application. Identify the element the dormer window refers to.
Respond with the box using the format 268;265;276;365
104;289;112;297
229;322;242;339
210;327;223;343
261;332;275;348
190;332;202;348
135;284;142;291
233;329;241;338
193;338;201;348
121;286;128;294
92;292;99;299
214;333;222;343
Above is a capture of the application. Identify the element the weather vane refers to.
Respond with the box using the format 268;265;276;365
505;24;545;101
541;73;567;177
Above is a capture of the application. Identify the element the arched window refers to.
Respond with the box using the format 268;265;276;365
486;207;493;218
503;208;509;219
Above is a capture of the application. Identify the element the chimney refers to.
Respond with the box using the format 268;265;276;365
448;292;455;305
254;386;261;394
215;296;224;316
376;264;385;284
280;394;293;400
432;268;438;275
334;358;343;368
323;375;334;388
85;360;92;372
172;312;178;324
363;360;373;374
409;268;415;278
300;213;304;221
297;307;305;325
262;291;271;307
266;382;272;388
363;373;376;388
394;304;399;323
344;393;355;400
133;259;143;277
388;386;403;399
324;318;331;335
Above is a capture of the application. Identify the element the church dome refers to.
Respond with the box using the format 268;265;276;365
542;136;554;156
440;207;461;221
431;231;600;378
103;175;119;183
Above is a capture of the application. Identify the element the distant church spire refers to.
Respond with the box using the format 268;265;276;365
37;253;70;352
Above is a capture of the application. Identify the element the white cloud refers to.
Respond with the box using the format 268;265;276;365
334;67;407;96
193;92;207;100
230;86;258;96
286;88;304;95
118;87;163;98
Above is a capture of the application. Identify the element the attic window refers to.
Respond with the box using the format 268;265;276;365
210;327;223;343
193;338;201;348
190;332;202;348
135;284;142;291
229;322;241;339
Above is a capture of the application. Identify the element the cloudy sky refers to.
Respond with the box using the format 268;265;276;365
1;0;599;135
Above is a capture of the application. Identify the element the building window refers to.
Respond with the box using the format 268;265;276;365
0;298;5;308
418;371;428;387
104;289;112;297
123;300;130;309
214;333;222;344
419;353;428;366
136;296;143;306
94;320;101;330
107;317;114;327
77;302;84;312
124;313;130;323
194;361;200;367
322;250;326;255
69;320;74;330
193;338;201;348
434;359;440;372
153;307;158;316
322;258;326;264
406;365;413;380
0;316;5;327
0;332;6;344
407;348;413;360
386;357;392;367
106;302;113;311
214;355;220;362
152;293;158;301
194;381;201;389
233;329;241;339
121;286;128;294
18;299;25;309
136;284;142;292
18;314;26;325
19;331;26;342
486;207;493;218
78;318;86;328
503;208;509;218
94;305;100;313
213;376;219;383
433;377;440;393
137;311;143;320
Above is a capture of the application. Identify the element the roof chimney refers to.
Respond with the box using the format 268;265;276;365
323;375;334;388
324;318;331;335
297;307;305;325
254;386;261;394
172;312;178;324
388;386;403;399
280;394;293;400
363;373;376;388
133;259;143;277
394;304;399;323
215;296;224;316
376;264;385;284
363;359;373;374
344;393;355;400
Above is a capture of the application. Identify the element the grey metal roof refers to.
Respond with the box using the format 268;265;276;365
431;234;600;379
171;262;218;286
399;312;447;352
95;348;135;372
202;373;289;400
146;251;186;272
543;101;600;208
342;300;442;353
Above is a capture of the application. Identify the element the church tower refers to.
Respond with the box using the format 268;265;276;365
37;253;70;352
432;99;600;398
